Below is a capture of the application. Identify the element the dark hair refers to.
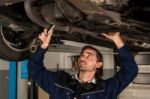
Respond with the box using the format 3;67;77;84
80;45;103;79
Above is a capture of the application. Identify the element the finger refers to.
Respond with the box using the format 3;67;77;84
39;32;44;38
101;33;109;38
108;32;120;35
40;32;46;37
108;32;114;35
44;28;48;35
39;35;44;41
115;32;120;35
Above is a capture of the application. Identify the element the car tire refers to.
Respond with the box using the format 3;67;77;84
0;26;31;61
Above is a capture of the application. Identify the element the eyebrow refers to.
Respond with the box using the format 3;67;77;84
83;52;94;56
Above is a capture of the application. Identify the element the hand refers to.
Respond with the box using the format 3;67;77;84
102;32;124;49
38;28;53;49
101;32;120;41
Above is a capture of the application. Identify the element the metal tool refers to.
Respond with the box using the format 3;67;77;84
30;25;55;53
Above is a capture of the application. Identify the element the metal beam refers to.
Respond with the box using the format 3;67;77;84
9;61;17;99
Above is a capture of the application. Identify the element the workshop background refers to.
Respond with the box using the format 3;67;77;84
0;0;150;99
1;41;150;99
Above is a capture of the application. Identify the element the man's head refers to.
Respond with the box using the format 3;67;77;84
78;45;103;78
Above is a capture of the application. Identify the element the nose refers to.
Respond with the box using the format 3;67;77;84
80;55;87;61
80;56;84;60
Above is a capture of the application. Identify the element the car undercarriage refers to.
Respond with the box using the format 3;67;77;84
0;0;150;61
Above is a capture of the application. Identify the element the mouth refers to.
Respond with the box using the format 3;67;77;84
79;60;86;65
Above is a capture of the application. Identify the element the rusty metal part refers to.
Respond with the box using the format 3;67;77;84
40;3;67;26
24;0;150;50
55;0;85;23
67;0;121;24
93;0;129;5
55;0;84;23
0;0;23;6
24;0;50;28
0;14;41;41
39;2;144;47
61;25;150;49
122;19;150;31
0;14;28;31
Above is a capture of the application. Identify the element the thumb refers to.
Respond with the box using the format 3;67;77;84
101;33;109;38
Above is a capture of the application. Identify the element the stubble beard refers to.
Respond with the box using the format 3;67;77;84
79;66;96;72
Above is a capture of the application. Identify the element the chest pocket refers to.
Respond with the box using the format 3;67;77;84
81;90;105;99
53;83;74;99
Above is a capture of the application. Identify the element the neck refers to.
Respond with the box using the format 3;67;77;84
79;71;96;83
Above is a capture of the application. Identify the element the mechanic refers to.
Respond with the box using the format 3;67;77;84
28;28;138;99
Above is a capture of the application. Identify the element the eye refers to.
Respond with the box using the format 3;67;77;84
87;54;92;59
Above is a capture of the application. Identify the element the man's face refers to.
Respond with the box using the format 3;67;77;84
78;49;102;72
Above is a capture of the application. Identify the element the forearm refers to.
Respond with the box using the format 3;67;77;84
28;47;47;75
118;45;138;74
106;46;138;97
113;36;124;49
30;47;46;63
27;47;56;94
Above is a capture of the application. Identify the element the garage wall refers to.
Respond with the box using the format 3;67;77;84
0;59;9;70
0;59;9;99
44;52;79;69
44;52;114;69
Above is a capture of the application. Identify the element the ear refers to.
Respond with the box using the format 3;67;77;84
96;62;103;68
